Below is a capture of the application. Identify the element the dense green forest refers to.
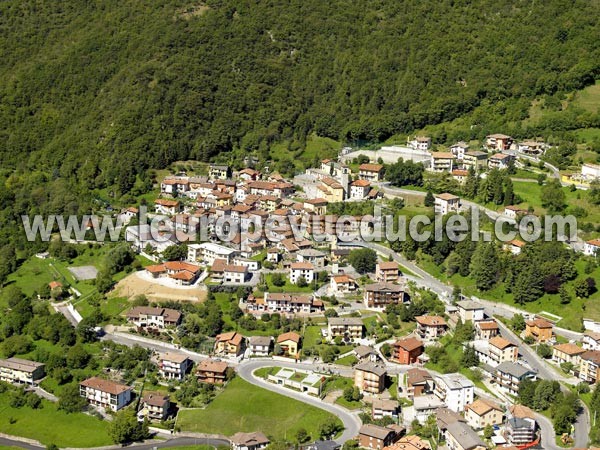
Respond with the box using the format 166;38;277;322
0;0;599;274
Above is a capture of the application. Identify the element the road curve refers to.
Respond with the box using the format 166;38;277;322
237;359;362;444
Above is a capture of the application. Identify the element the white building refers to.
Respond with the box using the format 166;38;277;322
158;353;193;380
247;336;272;357
583;331;600;351
0;358;45;386
289;262;315;284
223;264;249;284
409;136;432;151
350;180;372;199
434;193;461;215
80;377;132;412
450;142;469;160
433;373;474;412
188;242;237;265
488;153;515;170
430;152;455;172
582;163;600;180
456;300;485;323
584;239;600;257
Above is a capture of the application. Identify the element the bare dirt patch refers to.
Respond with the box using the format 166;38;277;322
176;3;210;20
112;272;207;303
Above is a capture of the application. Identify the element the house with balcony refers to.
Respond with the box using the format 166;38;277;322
375;261;400;283
392;337;424;365
429;152;455;172
359;164;385;182
230;432;270;450
433;373;474;412
455;301;484;323
327;317;364;341
364;282;407;310
354;362;387;394
552;343;585;369
493;362;537;396
450;142;469;160
80;377;133;411
138;392;170;421
330;274;358;293
223;264;250;284
215;331;245;357
196;359;229;384
415;316;448;340
158;353;193;380
583;331;600;351
372;399;399;420
358;424;398;450
406;368;433;398
579;350;600;383
488;153;515;170
475;320;500;340
0;358;45;386
525;318;553;343
464;399;503;430
486;134;513;151
276;332;301;358
126;306;182;329
289;262;315;284
247;336;272;357
434;193;461;215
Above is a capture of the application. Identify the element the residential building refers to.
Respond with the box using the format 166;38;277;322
247;336;272;357
188;242;237;265
392;337;424;365
444;421;487;450
328;317;364;341
358;424;397;450
517;140;545;155
464;399;503;430
215;331;245;356
372;399;399;420
450;142;469;159
154;198;181;215
230;432;270;450
383;436;430;450
354;362;387;394
579;350;600;383
364;282;407;310
434;193;461;215
462;151;488;172
276;332;301;357
486;134;513;151
126;306;182;328
409;136;432;151
584;239;600;257
430;152;455;172
289;262;315;284
304;198;328;215
455;301;484;323
506;417;536;445
350;180;372;199
415;316;448;340
0;358;45;385
307;441;341;450
525;318;553;343
138;392;170;421
433;373;474;412
475;320;500;340
582;163;600;180
145;261;202;285
354;345;378;363
160;177;190;196
552;343;585;367
406;368;433;398
158;353;193;380
488;153;515;170
330;274;358;293
223;264;249;284
359;164;385;182
503;205;528;219
297;249;327;269
410;395;446;424
375;261;400;283
250;292;323;314
196;359;229;384
452;169;469;184
494;362;537;396
503;239;526;255
79;377;132;411
208;164;232;180
583;331;600;351
488;336;519;365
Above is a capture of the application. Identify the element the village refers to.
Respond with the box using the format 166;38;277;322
2;134;600;450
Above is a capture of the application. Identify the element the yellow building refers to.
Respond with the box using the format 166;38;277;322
276;332;301;357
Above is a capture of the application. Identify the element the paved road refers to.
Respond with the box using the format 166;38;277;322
238;360;362;444
0;436;230;450
0;437;41;450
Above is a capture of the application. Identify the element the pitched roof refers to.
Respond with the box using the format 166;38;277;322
230;432;270;446
431;152;455;159
465;398;502;417
526;318;553;329
476;320;499;331
436;193;460;201
365;282;404;293
581;350;600;365
377;261;399;270
160;352;190;363
216;331;243;346
394;337;424;352
142;392;170;407
359;163;384;172
496;362;536;378
290;261;314;270
196;359;228;373
415;315;447;327
445;421;486;450
509;404;535;419
277;331;301;343
553;342;585;356
489;336;514;350
355;362;387;377
80;377;131;395
328;317;363;327
359;424;394;440
0;357;45;373
406;368;432;385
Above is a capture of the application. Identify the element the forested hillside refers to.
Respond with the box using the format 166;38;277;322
0;0;599;265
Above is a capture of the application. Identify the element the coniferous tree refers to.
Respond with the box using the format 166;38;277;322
469;243;500;291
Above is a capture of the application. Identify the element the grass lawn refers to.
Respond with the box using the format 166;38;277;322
303;326;324;349
177;378;342;441
262;273;317;293
334;396;363;410
335;354;358;366
322;376;354;394
0;393;111;448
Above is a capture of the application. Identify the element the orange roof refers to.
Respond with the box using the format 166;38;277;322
196;359;228;373
216;331;243;346
415;316;447;327
436;193;460;201
359;163;384;172
452;169;469;176
277;332;301;344
526;318;553;329
489;336;514;350
587;239;600;247
164;261;201;273
80;377;131;395
351;179;371;187
466;398;502;416
394;337;424;352
291;262;314;270
510;404;535;419
155;198;180;207
477;320;499;330
553;343;585;356
332;275;355;283
432;152;455;159
378;261;398;270
49;281;63;290
507;239;526;248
